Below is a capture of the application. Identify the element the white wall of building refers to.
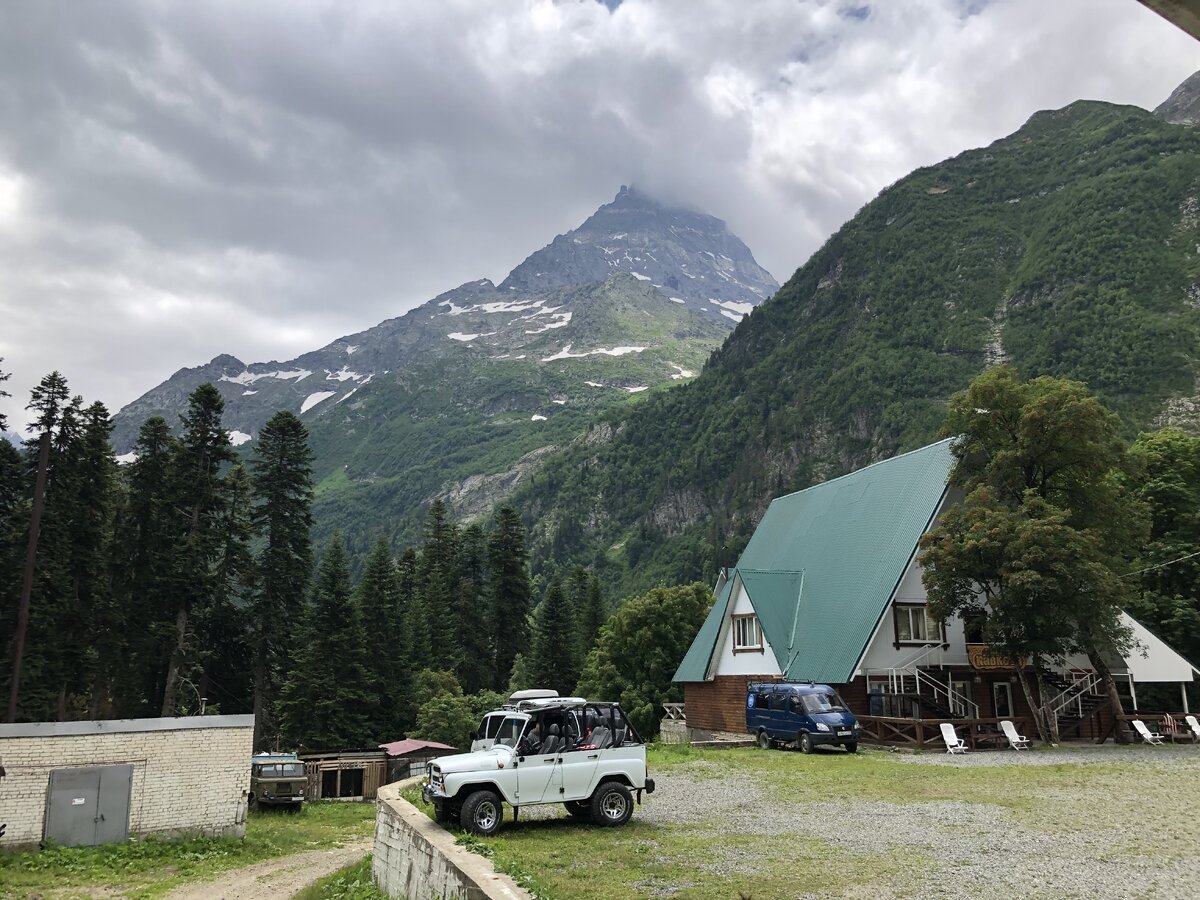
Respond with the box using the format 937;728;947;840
711;578;783;678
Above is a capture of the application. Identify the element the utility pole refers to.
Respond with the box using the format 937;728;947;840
7;431;51;723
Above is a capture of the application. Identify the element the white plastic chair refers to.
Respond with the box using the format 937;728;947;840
1132;720;1164;745
1185;715;1200;742
1000;720;1030;750
939;722;967;754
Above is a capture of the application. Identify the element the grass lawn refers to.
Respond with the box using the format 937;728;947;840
405;743;1200;899
0;801;375;900
293;855;386;900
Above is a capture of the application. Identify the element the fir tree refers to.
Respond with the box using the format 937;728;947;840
358;536;410;738
161;384;234;716
398;547;430;673
250;411;314;748
417;500;460;669
278;534;371;750
528;578;578;696
487;506;530;690
454;524;492;693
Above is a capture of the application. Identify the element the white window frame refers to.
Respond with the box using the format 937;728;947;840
732;614;763;653
894;603;945;645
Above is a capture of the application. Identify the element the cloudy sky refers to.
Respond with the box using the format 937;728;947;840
0;0;1196;432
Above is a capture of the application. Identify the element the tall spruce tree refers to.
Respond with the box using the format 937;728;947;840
418;500;460;670
278;534;371;750
455;524;492;693
250;410;314;749
528;578;578;695
487;506;531;691
161;384;234;716
358;536;410;738
398;547;430;674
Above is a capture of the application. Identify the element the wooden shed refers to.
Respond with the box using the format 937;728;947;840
299;750;387;801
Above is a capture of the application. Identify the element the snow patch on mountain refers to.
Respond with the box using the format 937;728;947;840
229;430;253;446
300;391;337;413
448;332;495;342
531;414;547;422
242;390;257;396
346;345;359;355
669;364;696;379
325;367;368;383
115;451;137;465
542;345;649;362
221;368;312;386
720;310;743;323
709;298;755;316
630;272;651;281
625;386;649;393
525;312;572;334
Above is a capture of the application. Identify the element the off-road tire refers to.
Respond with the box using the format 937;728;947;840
461;789;503;836
247;793;258;810
800;732;814;754
845;741;858;754
756;730;771;750
590;782;633;827
563;800;592;820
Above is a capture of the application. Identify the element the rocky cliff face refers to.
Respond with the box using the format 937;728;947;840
1156;69;1200;126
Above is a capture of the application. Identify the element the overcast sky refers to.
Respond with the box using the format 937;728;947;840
0;0;1196;432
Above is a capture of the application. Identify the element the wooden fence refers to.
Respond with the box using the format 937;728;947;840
857;715;1038;750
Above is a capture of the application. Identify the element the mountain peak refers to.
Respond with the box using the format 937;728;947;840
498;187;777;323
1155;69;1200;126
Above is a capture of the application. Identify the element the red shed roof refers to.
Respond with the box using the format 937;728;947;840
378;738;456;756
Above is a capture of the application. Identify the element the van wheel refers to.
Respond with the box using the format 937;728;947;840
590;782;633;827
461;790;503;836
800;732;813;754
247;793;257;810
756;730;772;750
845;742;858;754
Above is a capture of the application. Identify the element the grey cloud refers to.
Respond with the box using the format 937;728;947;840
0;0;1196;429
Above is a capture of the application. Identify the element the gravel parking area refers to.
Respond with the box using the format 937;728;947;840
498;745;1200;898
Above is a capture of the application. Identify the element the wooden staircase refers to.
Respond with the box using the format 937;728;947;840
1042;671;1110;736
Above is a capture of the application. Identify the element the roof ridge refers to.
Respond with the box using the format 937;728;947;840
767;437;955;504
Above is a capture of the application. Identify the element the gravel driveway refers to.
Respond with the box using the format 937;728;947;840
513;744;1200;898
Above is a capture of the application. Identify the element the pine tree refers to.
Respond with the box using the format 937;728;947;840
250;411;314;749
528;578;578;696
358;536;410;738
454;524;492;693
278;534;371;750
161;384;234;716
487;506;531;691
577;572;607;662
417;500;460;671
398;547;430;673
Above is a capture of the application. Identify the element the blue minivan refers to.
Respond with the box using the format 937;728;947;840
746;682;861;753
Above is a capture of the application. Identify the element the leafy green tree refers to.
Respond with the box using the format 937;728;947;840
278;534;371;750
250;410;314;748
487;506;530;690
1122;429;1200;709
413;689;506;749
577;583;711;739
920;368;1148;741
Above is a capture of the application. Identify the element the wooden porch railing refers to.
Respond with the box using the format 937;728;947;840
857;715;1038;750
1116;712;1198;742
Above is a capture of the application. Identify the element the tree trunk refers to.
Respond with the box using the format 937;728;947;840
160;602;188;717
1016;668;1048;743
1035;669;1061;744
1088;650;1129;745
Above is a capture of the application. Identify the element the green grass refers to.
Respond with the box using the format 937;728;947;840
406;745;1200;899
0;801;375;899
293;855;385;900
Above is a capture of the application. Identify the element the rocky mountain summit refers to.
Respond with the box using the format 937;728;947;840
1156;68;1200;126
111;188;776;457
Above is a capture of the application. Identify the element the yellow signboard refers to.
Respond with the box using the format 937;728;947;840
966;644;1026;670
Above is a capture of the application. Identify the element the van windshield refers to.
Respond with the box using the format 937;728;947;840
255;763;304;778
801;692;847;714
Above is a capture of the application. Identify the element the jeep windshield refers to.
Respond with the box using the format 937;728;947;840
801;692;847;714
255;763;305;778
494;714;529;748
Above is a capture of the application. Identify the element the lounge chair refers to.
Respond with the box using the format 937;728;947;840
1000;720;1030;750
1132;720;1164;745
1185;715;1200;742
939;722;967;754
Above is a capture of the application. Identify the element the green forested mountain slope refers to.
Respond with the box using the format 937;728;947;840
516;99;1200;592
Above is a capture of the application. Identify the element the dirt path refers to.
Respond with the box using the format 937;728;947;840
163;839;372;900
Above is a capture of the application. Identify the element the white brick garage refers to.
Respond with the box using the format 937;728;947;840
0;715;253;851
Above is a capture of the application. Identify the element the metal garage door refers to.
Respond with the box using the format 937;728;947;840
45;765;133;847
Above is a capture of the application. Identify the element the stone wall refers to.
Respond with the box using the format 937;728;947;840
0;715;253;850
373;780;529;900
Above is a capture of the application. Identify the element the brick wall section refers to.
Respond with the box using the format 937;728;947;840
0;716;253;850
683;675;781;733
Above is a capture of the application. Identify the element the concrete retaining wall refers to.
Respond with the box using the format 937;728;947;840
0;715;253;851
373;780;530;900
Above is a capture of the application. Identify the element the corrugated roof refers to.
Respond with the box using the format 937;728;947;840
675;439;955;684
378;738;457;756
672;575;734;682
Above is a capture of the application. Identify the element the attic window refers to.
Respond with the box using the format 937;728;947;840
732;614;763;653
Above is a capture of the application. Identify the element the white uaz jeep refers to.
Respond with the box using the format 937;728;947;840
422;698;655;835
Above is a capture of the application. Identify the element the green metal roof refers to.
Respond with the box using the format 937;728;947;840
674;439;955;684
673;576;733;683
